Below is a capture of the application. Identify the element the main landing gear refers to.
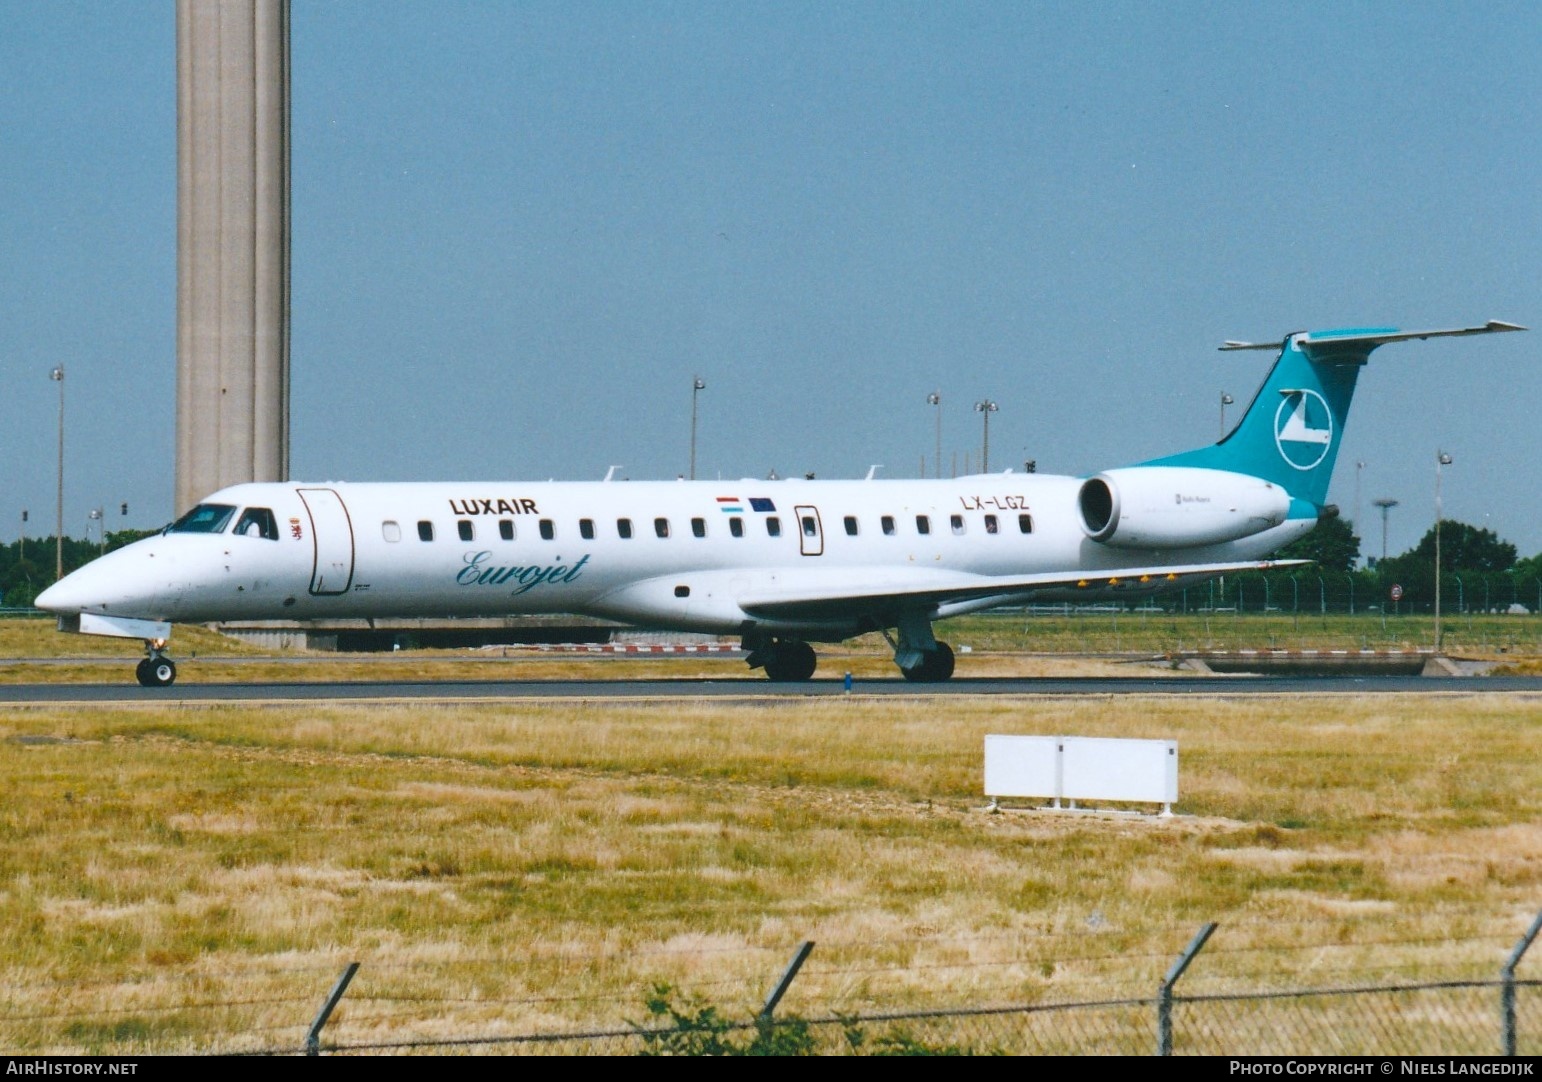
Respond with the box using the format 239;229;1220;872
899;641;955;683
886;613;956;683
745;637;818;682
135;644;177;688
742;617;958;684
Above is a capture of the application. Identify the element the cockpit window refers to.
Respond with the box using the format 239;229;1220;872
234;507;279;540
168;503;236;534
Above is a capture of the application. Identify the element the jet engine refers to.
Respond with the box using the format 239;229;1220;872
1078;466;1293;549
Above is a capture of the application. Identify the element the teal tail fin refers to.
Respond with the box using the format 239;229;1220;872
1143;320;1525;509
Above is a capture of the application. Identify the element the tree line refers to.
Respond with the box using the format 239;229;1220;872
1196;516;1542;614
0;530;157;608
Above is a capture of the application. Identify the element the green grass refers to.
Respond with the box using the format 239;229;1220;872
5;611;1542;686
933;608;1542;655
1;690;1540;1053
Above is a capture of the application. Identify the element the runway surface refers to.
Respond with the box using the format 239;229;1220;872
6;673;1542;703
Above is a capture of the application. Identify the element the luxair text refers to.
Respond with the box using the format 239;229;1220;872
448;497;540;516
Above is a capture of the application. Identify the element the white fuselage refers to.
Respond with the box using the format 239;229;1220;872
38;474;1312;640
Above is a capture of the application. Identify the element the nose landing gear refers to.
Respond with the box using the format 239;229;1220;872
135;644;177;688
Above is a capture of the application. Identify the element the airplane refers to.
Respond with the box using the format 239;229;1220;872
36;319;1524;687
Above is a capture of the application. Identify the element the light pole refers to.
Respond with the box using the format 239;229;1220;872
974;399;998;473
1354;460;1365;538
1219;392;1234;439
927;392;941;479
18;510;26;562
1434;457;1444;645
689;376;705;480
50;365;64;581
1372;498;1399;564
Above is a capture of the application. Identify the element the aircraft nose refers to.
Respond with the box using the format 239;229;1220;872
35;567;103;615
34;546;162;616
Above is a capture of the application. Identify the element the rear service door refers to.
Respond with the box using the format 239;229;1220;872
297;488;356;595
795;505;824;556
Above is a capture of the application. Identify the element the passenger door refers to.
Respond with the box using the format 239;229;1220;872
297;488;356;596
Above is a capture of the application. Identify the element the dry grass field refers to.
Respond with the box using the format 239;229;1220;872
1;617;1540;1054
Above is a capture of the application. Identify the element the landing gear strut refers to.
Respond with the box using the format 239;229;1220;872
744;636;818;682
136;644;177;688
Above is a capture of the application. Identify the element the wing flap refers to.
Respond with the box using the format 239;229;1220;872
739;558;1309;623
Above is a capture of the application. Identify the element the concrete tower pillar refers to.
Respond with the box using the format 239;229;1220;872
175;0;290;514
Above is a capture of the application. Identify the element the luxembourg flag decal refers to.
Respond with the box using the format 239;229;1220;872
716;496;743;514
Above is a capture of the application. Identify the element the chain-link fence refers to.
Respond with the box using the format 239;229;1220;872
14;915;1540;1056
264;914;1542;1056
286;978;1539;1056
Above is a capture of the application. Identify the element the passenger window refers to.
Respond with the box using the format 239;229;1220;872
1019;513;1034;534
617;518;633;539
234;507;279;540
579;518;595;540
382;520;402;543
985;514;999;534
801;515;817;537
950;514;965;535
881;515;895;536
843;516;858;536
457;519;474;542
417;520;434;542
539;519;555;540
766;516;781;538
729;518;744;538
916;515;930;535
499;519;515;541
691;517;706;538
655;517;670;538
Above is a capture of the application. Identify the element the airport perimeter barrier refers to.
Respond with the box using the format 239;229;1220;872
1016;570;1542;619
27;912;1529;1054
251;971;1542;1057
283;918;1535;1054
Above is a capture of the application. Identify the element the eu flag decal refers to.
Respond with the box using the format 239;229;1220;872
749;497;776;513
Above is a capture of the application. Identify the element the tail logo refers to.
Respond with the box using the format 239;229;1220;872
1273;389;1333;471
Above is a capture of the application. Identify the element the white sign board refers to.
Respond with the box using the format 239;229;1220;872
984;735;1178;813
983;735;1061;800
1061;737;1177;805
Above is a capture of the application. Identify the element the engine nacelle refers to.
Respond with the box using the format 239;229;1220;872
1078;467;1293;549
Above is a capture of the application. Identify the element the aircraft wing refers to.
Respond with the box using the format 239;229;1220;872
737;558;1310;624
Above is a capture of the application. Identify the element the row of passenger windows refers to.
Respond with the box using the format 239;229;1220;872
390;512;1033;543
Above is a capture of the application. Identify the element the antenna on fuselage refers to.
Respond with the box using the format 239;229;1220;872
864;464;882;480
603;465;622;482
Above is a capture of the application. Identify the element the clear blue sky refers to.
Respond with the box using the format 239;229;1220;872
2;1;1538;559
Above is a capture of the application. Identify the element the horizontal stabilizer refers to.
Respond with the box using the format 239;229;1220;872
1220;320;1526;352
